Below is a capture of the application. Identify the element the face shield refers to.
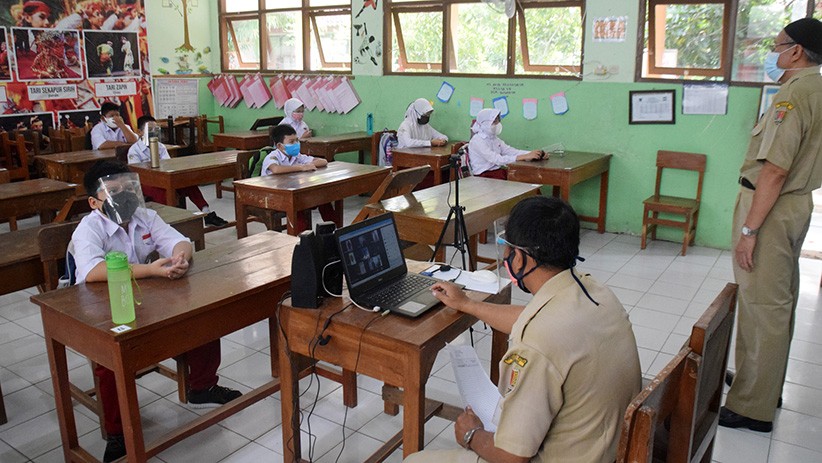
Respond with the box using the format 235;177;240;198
142;121;161;146
95;173;146;224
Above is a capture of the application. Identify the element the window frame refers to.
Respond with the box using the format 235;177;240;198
384;0;586;79
218;0;352;74
637;0;818;86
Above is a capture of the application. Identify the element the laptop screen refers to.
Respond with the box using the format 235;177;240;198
336;214;405;290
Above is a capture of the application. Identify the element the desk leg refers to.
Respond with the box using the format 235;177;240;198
165;188;178;208
39;210;56;225
268;316;279;378
113;362;146;462
358;149;364;165
279;330;301;463
46;337;79;461
490;329;507;385
333;200;344;228
597;170;609;234
402;359;426;457
235;197;249;239
434;166;442;185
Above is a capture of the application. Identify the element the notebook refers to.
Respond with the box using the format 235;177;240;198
335;213;441;317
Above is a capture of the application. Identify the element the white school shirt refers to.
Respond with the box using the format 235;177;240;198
90;122;127;150
467;131;528;175
261;148;316;175
396;119;448;149
126;139;171;164
278;117;310;139
72;209;188;284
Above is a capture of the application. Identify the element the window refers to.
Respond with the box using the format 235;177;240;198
387;0;584;78
220;0;352;72
639;0;816;83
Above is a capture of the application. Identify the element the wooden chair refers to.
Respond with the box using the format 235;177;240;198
235;150;286;232
194;114;224;154
37;222;190;438
1;132;31;181
250;116;284;131
353;166;430;223
114;144;132;164
641;151;707;256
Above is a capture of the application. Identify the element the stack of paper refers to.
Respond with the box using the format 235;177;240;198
448;344;501;432
207;75;243;108
239;74;271;109
269;76;290;108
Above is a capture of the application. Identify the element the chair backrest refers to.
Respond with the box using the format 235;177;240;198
669;283;737;462
654;150;707;201
0;132;31;180
195;115;224;153
115;144;132;164
0;168;9;183
235;149;264;180
165;116;176;144
250;116;284;131
38;221;81;292
616;347;698;463
353;166;431;223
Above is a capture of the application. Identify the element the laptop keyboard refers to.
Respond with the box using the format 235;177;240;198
367;274;433;307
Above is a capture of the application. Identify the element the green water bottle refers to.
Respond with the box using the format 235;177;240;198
106;251;136;324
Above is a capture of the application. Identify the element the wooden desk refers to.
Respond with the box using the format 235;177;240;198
38;149;117;187
279;261;511;462
507;151;612;233
0;178;76;225
0;203;206;298
363;177;540;267
31;232;298;462
392;145;452;185
301;132;371;163
234;161;390;237
212;130;269;150
129;151;239;206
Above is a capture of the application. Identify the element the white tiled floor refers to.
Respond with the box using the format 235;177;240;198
1;186;822;462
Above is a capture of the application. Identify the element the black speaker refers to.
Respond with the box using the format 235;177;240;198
315;221;342;296
290;230;323;308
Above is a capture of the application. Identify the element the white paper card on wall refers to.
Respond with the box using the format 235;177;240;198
492;96;509;118
682;83;728;115
550;92;569;115
156;78;199;117
27;84;78;101
437;81;455;103
469;97;484;117
95;81;137;97
522;98;538;120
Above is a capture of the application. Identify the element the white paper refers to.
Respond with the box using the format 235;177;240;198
631;93;674;123
469;97;484;117
550;92;569;115
522;98;537;120
492;96;509;118
682;83;728;115
448;344;501;432
422;266;505;294
437;81;455;102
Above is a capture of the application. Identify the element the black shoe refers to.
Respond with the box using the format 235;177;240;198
187;384;242;409
204;211;229;227
719;406;773;432
103;434;126;462
725;371;782;408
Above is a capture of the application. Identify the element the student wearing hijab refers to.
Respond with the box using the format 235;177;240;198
467;108;543;180
278;98;312;139
396;98;448;149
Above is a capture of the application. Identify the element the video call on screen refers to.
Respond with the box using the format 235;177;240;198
340;222;403;286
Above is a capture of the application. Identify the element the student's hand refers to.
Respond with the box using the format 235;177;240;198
167;252;190;279
302;129;313;138
301;163;317;172
515;151;542;162
455;406;484;448
111;115;127;128
431;138;447;147
431;281;469;311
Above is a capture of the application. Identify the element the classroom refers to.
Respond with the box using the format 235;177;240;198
1;0;821;462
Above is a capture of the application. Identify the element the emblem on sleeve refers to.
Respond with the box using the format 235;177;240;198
503;353;528;367
505;368;520;394
773;101;794;125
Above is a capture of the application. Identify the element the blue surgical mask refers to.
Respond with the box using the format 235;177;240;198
764;45;795;83
283;142;301;157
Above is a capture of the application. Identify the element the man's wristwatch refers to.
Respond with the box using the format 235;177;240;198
741;225;759;237
462;426;483;449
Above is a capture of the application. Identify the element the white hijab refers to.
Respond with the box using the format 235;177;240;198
472;108;500;135
284;98;304;119
404;98;434;122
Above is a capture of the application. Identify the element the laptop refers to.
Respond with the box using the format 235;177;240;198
335;213;441;317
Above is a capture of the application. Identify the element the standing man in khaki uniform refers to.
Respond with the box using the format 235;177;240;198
404;197;641;463
721;18;822;433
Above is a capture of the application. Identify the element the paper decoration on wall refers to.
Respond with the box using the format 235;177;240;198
522;98;538;120
269;76;290;108
208;74;243;108
550;92;569;115
469;97;484;117
353;18;381;67
492;96;509;118
593;16;628;42
437;81;455;102
239;74;271;109
682;83;728;115
211;74;360;113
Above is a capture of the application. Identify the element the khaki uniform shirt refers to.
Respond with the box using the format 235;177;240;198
493;270;641;462
740;66;822;195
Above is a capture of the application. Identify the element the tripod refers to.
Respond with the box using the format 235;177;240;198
431;151;473;270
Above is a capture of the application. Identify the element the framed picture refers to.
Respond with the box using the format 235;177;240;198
629;90;676;124
12;28;84;82
83;30;141;80
758;85;780;122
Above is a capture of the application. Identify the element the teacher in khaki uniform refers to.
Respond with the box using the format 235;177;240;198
404;197;641;463
721;18;822;433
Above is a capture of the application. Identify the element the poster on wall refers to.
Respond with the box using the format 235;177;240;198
12;28;83;81
0;110;54;132
0;1;152;133
352;0;382;76
58;108;102;129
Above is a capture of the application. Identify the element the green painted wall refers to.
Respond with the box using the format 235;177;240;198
145;0;762;250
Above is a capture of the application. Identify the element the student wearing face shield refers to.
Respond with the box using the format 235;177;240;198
71;161;242;462
90;101;139;150
405;197;640;463
396;98;449;149
278;97;313;139
467;108;544;180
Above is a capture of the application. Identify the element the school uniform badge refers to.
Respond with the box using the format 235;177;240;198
774;101;794;125
503;353;528;367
